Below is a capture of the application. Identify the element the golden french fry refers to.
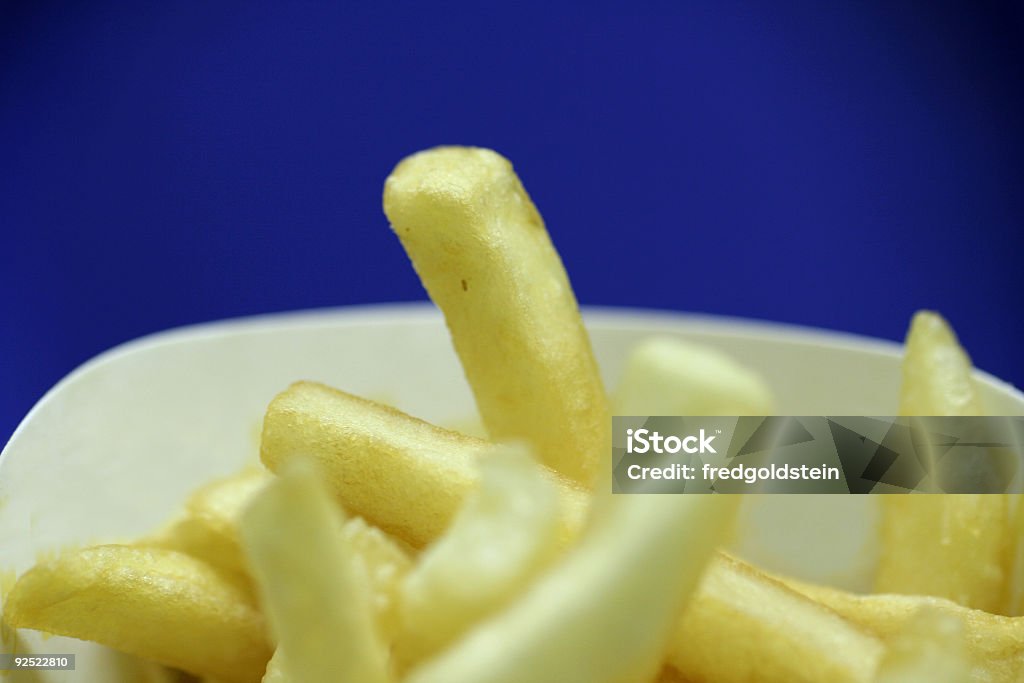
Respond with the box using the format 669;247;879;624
669;553;883;683
877;495;1007;611
404;495;738;683
873;607;971;683
898;311;982;416
239;459;391;683
3;545;270;683
875;311;1006;612
397;446;562;667
383;146;609;486
144;467;272;581
143;464;412;640
259;381;588;549
777;574;1024;682
615;336;775;416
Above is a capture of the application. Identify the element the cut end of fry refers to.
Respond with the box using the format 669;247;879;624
899;310;982;417
240;458;391;683
384;147;530;228
614;336;776;416
397;445;563;668
383;146;610;486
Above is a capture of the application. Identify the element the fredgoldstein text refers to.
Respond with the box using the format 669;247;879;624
624;428;841;485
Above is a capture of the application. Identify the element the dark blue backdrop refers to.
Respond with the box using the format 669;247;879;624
2;2;1022;443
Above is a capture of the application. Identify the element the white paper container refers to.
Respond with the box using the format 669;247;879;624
2;303;1023;681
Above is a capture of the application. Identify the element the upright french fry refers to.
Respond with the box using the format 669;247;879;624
669;553;883;683
899;311;983;417
3;545;270;683
260;381;588;548
875;311;1006;612
405;495;738;683
383;146;609;486
777;574;1024;682
397;446;562;667
873;608;971;683
239;459;391;683
615;336;775;416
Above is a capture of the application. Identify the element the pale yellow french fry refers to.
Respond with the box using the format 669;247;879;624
260;381;588;548
777;574;1024;682
876;311;1006;612
874;607;971;683
144;467;272;581
615;336;775;416
343;516;415;641
396;446;562;668
899;311;983;417
261;649;286;683
669;553;883;683
877;495;1007;611
404;495;738;683
3;545;270;683
383;146;609;486
142;463;412;640
240;459;391;683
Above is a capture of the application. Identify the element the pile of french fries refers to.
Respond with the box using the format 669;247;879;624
3;146;1022;683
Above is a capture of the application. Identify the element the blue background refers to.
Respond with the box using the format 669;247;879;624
2;2;1022;443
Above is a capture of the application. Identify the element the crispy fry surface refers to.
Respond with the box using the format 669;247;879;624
259;380;588;548
383;146;609;485
669;553;883;683
780;574;1024;682
3;545;270;683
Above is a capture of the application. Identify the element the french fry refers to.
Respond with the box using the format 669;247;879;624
776;574;1024;682
404;494;738;683
261;649;286;683
383;146;609;486
3;545;270;683
615;336;775;416
144;467;272;582
396;446;562;668
669;553;883;683
239;459;391;683
898;311;983;417
342;516;415;641
873;608;971;683
875;311;1007;612
259;381;588;548
142;464;412;640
